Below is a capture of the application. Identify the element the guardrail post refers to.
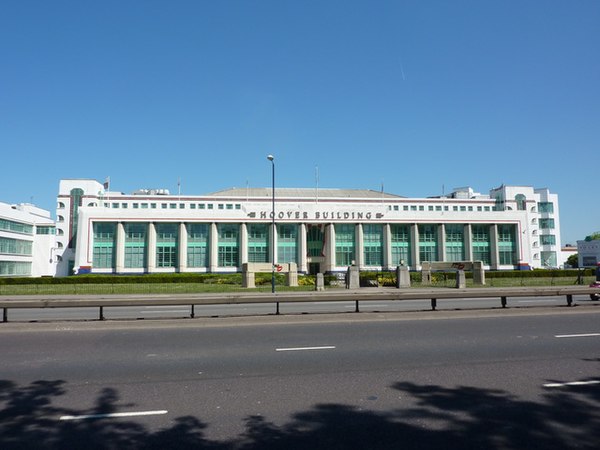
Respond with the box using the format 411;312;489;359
190;305;195;318
566;294;573;307
99;306;105;321
355;300;360;312
501;296;507;308
3;308;7;323
276;301;280;315
431;298;437;311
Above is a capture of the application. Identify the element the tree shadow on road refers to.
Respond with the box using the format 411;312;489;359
1;378;599;449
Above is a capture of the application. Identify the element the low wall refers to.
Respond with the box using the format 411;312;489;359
242;262;298;288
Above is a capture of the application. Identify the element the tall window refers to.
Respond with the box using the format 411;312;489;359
93;222;115;269
472;225;490;264
538;202;554;213
498;224;517;265
541;251;557;267
445;224;464;262
69;188;84;248
307;225;324;257
390;224;411;266
515;194;526;211
187;223;209;268
335;224;355;266
218;224;239;267
540;234;556;246
124;223;147;268
248;224;269;263
156;223;178;268
277;224;297;263
363;224;383;266
418;224;437;263
539;218;555;229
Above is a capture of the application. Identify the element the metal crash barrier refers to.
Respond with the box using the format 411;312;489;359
1;285;599;323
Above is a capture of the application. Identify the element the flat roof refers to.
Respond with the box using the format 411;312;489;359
208;187;405;199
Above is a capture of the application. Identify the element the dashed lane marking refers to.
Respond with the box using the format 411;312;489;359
59;410;168;421
276;346;336;352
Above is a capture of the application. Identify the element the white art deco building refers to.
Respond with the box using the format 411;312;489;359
0;201;57;276
54;179;562;277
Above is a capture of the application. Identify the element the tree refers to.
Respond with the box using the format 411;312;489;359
584;231;600;241
566;253;578;268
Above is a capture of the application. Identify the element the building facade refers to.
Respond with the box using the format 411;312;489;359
0;201;57;277
54;179;562;277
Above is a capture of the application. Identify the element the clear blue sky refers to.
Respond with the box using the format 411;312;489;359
1;1;598;244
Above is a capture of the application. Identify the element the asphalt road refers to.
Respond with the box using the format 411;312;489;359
3;293;595;322
1;308;599;449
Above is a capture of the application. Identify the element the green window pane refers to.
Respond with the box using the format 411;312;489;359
418;224;437;262
307;226;324;257
390;225;411;266
218;224;239;267
335;224;355;266
363;224;383;266
277;224;297;263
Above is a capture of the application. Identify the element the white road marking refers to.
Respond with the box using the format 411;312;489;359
555;333;600;338
59;410;168;421
543;380;600;388
276;346;336;352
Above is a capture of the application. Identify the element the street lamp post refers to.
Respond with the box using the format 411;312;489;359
267;155;276;295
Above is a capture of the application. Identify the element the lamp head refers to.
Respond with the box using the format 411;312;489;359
267;154;274;162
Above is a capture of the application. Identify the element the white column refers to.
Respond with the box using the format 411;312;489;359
147;222;156;272
490;224;499;269
209;223;218;272
383;224;392;270
240;223;248;265
438;223;446;262
271;223;278;265
411;224;420;268
324;224;336;272
355;223;364;268
178;223;188;272
464;224;473;261
116;222;125;273
298;223;307;273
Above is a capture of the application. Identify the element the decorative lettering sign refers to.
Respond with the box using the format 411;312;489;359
247;210;384;220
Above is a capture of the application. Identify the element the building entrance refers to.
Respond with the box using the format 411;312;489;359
308;263;320;275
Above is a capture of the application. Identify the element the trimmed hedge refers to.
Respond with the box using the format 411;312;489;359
0;269;593;287
358;268;595;286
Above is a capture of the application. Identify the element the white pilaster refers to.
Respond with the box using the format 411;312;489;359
298;223;307;273
240;223;248;265
383;224;392;270
355;223;364;268
116;222;125;273
325;224;336;272
411;223;419;268
179;223;187;272
464;224;473;261
147;222;156;272
438;223;446;262
209;223;218;272
490;224;499;269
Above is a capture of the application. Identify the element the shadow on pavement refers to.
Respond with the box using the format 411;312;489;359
1;377;599;449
